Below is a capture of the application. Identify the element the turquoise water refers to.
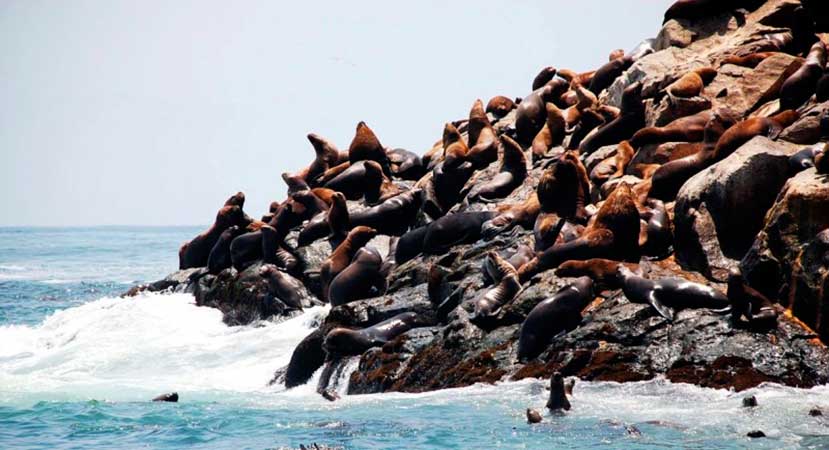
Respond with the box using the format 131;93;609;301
1;227;828;449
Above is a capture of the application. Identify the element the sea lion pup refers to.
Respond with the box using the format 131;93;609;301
259;264;305;310
386;147;425;180
720;52;778;68
566;109;605;150
323;312;420;357
466;99;499;168
617;265;730;321
547;372;571;411
481;193;542;238
580;82;645;155
630;109;713;148
531;103;567;161
471;252;523;322
591;140;635;185
517;277;595;361
206;225;243;274
516;79;568;146
349;188;423;236
532;66;558;91
179;204;244;269
348;121;391;175
518;183;640;283
779;41;826;110
421;211;497;255
319;226;378;302
467;135;528;202
727;267;778;331
486;95;517;118
667;67;718;98
663;0;764;23
328;247;387;306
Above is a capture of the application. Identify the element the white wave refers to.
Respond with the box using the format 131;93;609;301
0;292;328;403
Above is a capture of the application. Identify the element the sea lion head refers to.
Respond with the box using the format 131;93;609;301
224;191;246;208
348;226;378;247
216;205;243;228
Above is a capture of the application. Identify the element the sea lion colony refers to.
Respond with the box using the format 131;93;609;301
168;0;829;401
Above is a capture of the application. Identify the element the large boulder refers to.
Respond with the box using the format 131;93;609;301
706;53;803;118
741;168;829;342
674;137;799;280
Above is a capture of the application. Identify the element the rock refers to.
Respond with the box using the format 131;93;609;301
809;407;823;416
707;53;803;118
152;392;178;402
747;430;766;438
647;95;711;128
674;137;799;280
741;168;829;342
779;102;829;144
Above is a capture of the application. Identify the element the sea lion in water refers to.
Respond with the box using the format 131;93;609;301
532;66;557;91
486;95;517;118
779;41;826;110
467;135;528;202
580;82;645;155
329;247;387;306
547;372;571;411
319;226;378;302
323;312;420;357
466;99;499;169
630;109;713;148
179;204;244;269
527;408;543;424
518;277;595;361
617;265;730;321
519;183;640;283
259;264;305;310
471;252;523;323
207;225;243;274
727;267;778;330
516;79;568;146
666;67;717;98
348;121;390;175
531;103;566;161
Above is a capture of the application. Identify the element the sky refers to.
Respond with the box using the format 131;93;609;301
0;0;673;226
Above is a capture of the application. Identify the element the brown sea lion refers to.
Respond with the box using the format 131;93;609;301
516;79;569;146
566;109;605;150
308;132;348;166
720;52;778;68
281;172;310;194
527;409;543;424
259;264;306;310
319;226;378;301
467;135;528;202
609;48;625;61
555;258;637;288
532;66;558;91
667;67;718;98
327;192;350;242
537;151;590;223
531;103;567;161
348;121;390;175
485;95;517;118
285;133;345;187
179;204;244;269
481;193;542;238
728;267;778;330
363;160;402;205
291;189;330;218
467;99;499;168
518;183;640;282
442;122;469;170
534;213;564;252
580;82;645;155
329;247;387;306
591;140;635;185
557;69;596;87
630;109;713;148
779;41;826;110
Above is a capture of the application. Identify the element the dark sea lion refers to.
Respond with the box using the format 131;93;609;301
534;213;564;252
395;225;430;264
282;172;310;194
816;145;829;174
267;200;305;243
467;135;528;202
466;99;499;168
789;144;823;172
323;312;420;357
326;191;350;243
349;189;423;236
531;103;566;161
532;66;558;91
519;183;640;282
547;372;571;411
516;79;568;145
152;392;179;403
630;109;712;148
641;199;673;257
422;211;497;255
779;41;826;110
427;157;476;219
259;264;305;310
580;82;645;155
486;95;517;118
609;48;625;61
667;67;717;98
618;265;730;321
588;55;633;96
206;225;243;274
329;247;387;306
727;267;778;330
179;204;244;269
537;151;590;223
348;121;390;175
229;229;263;271
363;160;402;205
518;277;595;361
566;109;605;150
290;190;330;219
319;226;378;301
471;252;523;322
817;73;829;102
308;132;348;166
663;0;764;23
387;147;425;180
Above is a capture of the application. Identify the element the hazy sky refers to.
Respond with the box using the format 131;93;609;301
0;0;672;226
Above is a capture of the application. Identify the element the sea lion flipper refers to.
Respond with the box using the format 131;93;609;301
648;292;675;321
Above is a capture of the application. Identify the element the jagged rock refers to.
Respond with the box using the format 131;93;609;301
741;168;829;342
122;268;204;296
779;101;829;144
647;95;712;127
675;136;799;280
707;53;803;118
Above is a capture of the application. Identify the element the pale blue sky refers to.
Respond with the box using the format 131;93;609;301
0;0;672;226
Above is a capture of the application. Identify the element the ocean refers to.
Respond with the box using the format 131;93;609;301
1;227;827;449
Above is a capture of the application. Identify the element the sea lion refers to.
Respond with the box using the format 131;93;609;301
471;252;523;322
537;151;590;223
518;277;595;361
720;52;778;68
609;48;625;61
259;264;305;310
779;41;826;110
580;82;645;155
308;132;348;167
282;172;310;194
329;247;387;306
481;193;542;238
442;122;469;170
817;73;829;102
206;225;243;274
816;145;829;174
422;211;497;255
152;393;179;403
349;188;424;236
727;267;778;330
630;109;713;148
789;144;824;172
395;225;430;264
322;160;395;202
547;372;571;411
518;183;640;282
285;133;344;187
588;42;652;95
363;160;402;205
566;109;605;150
348;121;390;175
179;204;244;269
531;103;566;161
296;192;347;248
590;140;635;185
527;408;543;424
532;66;557;91
426;154;476;219
290;190;330;219
641;199;673;257
516;79;568;145
666;67;718;98
663;0;764;23
467;135;528;202
319;226;378;301
486;95;517;118
466;99;499;168
557;69;597;87
323;312;420;357
555;258;636;288
534;213;564;252
387;147;425;180
617;265;730;321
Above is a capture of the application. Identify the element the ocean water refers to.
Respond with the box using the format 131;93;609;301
1;227;828;449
